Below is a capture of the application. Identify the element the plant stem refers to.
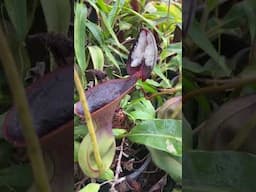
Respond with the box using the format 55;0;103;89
0;25;51;192
74;67;104;173
148;87;182;100
183;76;256;102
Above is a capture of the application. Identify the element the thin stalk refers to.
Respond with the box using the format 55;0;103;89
74;67;104;174
148;87;182;100
0;25;51;191
183;76;256;102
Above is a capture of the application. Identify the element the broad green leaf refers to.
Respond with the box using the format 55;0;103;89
88;46;104;70
148;147;181;182
79;183;100;192
183;151;256;192
75;3;87;71
4;0;27;41
128;119;182;156
124;98;155;121
40;0;70;34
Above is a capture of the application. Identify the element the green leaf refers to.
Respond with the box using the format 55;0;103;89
119;21;132;31
0;113;7;138
40;0;70;34
123;7;162;37
100;12;128;54
75;2;87;71
207;0;219;12
74;141;80;162
160;42;182;64
153;65;171;88
128;119;182;156
223;1;246;28
112;128;127;138
243;0;256;41
74;125;88;140
183;115;193;150
148;147;181;182
183;151;256;192
86;21;104;45
188;21;231;76
183;57;205;73
102;45;120;72
88;46;104;71
0;165;33;187
124;98;155;121
79;183;100;192
99;168;114;180
0;142;12;166
120;95;131;108
183;76;211;123
4;0;27;41
108;0;126;26
136;80;158;93
96;0;110;13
